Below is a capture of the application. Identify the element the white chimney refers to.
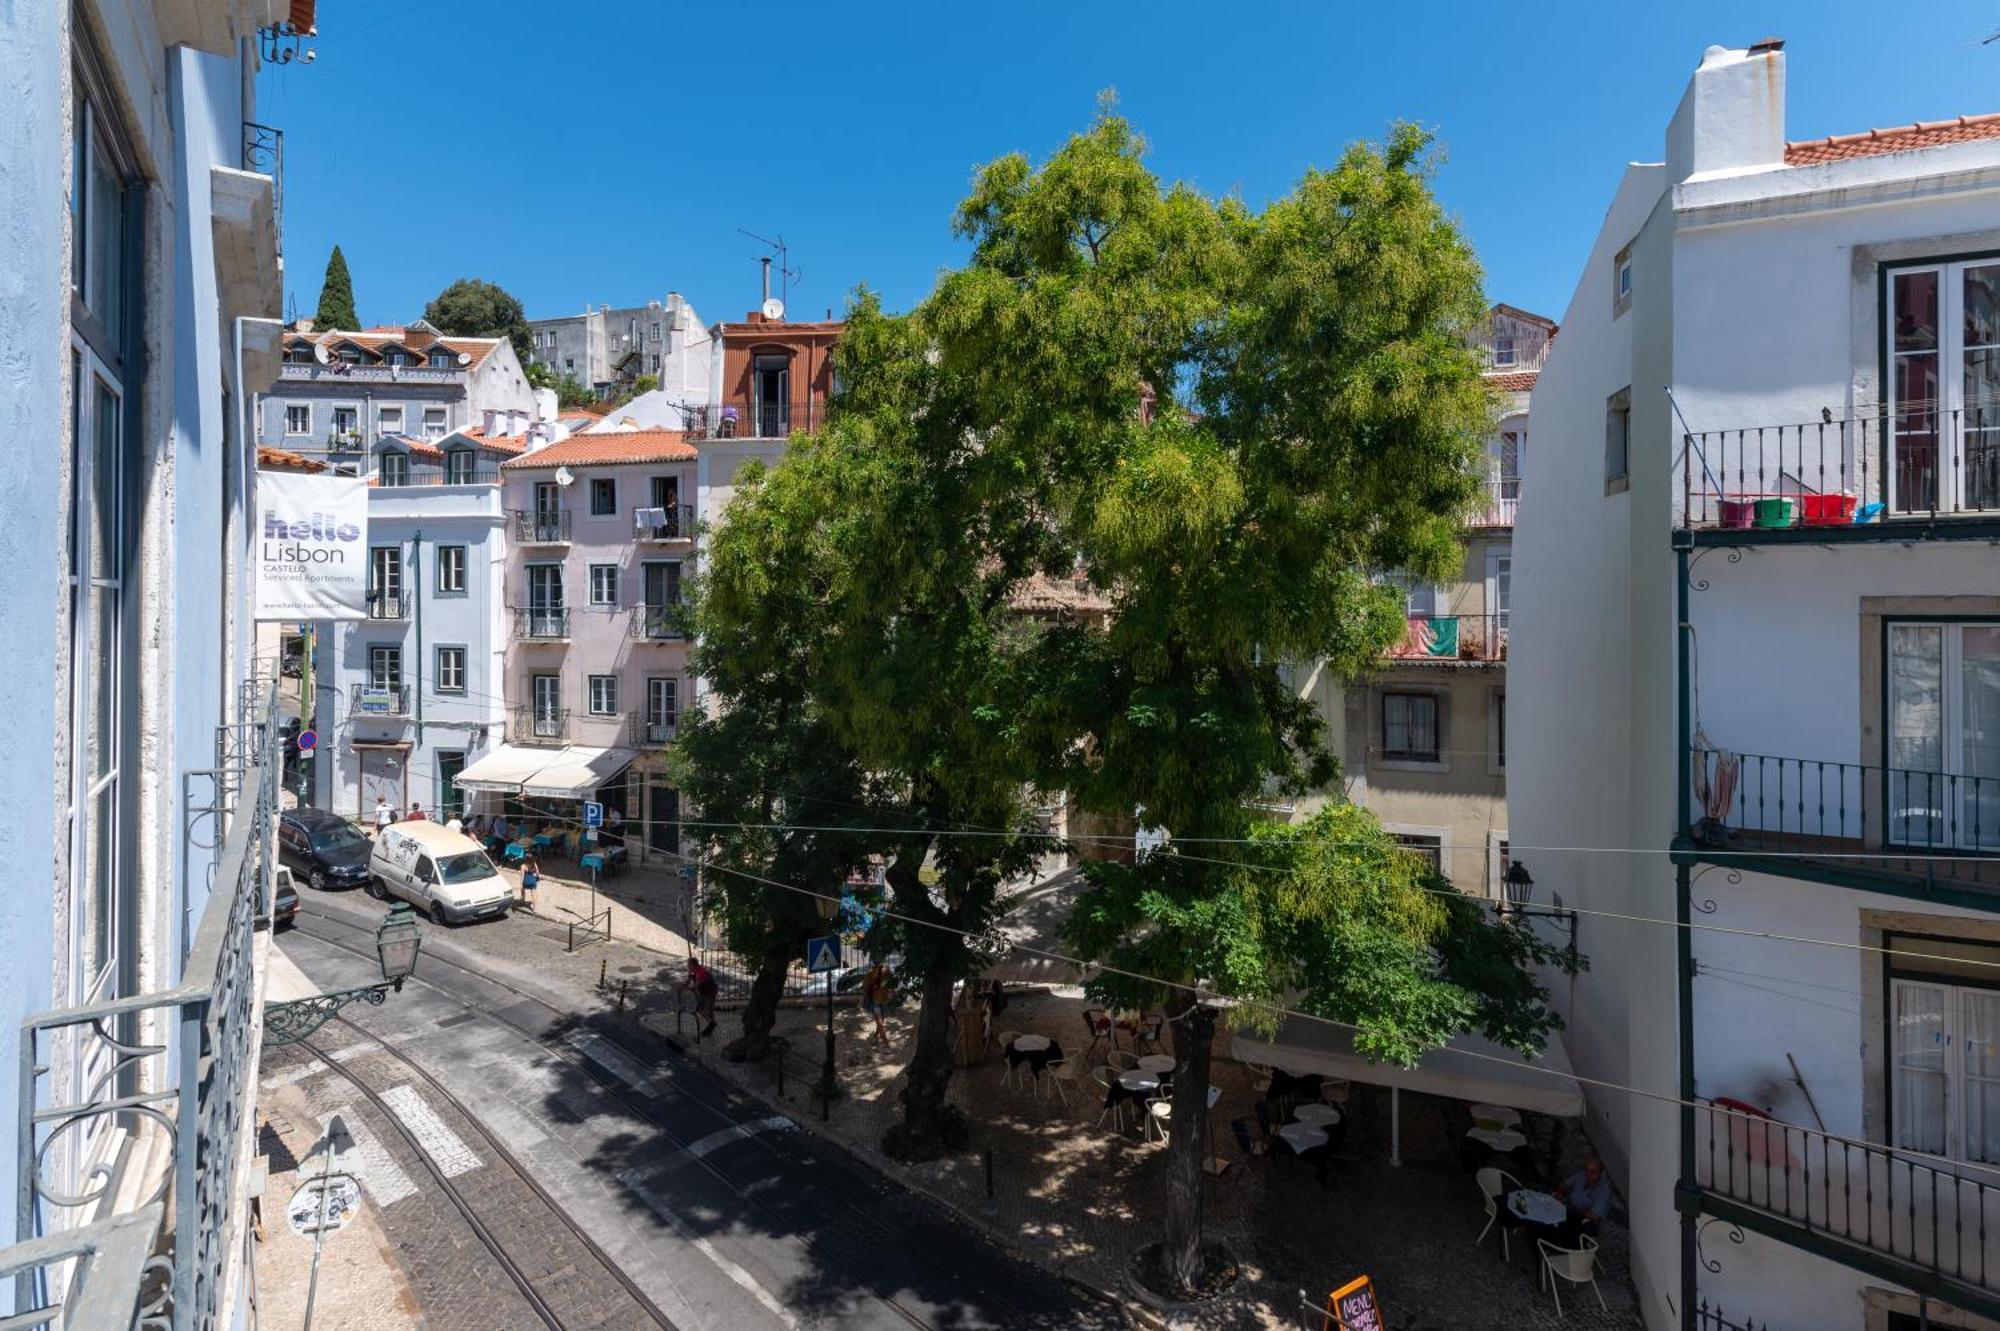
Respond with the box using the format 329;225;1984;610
533;386;558;422
1666;39;1786;183
482;408;498;436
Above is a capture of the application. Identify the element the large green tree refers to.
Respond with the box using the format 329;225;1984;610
424;278;533;364
312;244;358;331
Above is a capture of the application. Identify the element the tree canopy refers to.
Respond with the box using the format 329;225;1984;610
424;278;533;364
312;244;358;332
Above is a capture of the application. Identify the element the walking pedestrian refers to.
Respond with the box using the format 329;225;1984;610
861;961;894;1046
406;802;427;822
373;796;393;835
519;853;541;911
685;957;718;1038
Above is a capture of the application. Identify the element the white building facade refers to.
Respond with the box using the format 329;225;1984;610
0;0;288;1323
317;431;518;822
1515;39;2000;1331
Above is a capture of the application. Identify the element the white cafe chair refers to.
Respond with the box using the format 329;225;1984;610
1476;1166;1522;1262
1538;1237;1608;1317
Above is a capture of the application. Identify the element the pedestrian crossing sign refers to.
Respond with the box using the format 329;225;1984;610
806;935;842;974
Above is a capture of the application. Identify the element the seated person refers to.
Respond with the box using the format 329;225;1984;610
1560;1156;1613;1242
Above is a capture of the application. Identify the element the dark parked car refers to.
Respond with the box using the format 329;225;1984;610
272;866;301;929
278;807;373;891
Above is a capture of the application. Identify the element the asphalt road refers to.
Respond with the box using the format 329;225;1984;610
274;900;1120;1331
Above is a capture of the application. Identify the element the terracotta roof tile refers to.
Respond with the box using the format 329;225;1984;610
1785;112;2000;165
459;427;529;456
500;430;696;470
1485;370;1540;392
256;445;325;473
283;327;505;369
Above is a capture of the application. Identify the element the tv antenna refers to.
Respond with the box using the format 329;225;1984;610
738;228;800;310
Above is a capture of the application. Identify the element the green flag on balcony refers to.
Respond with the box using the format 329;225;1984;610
1422;616;1459;657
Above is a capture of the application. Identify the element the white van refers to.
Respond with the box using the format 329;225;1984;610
368;821;513;925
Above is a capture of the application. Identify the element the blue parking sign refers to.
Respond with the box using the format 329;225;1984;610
583;801;604;829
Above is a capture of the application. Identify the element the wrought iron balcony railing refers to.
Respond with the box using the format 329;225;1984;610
511;510;571;544
350;682;411;718
366;591;406;620
1694;1099;2000;1306
1688;747;2000;894
631;503;695;541
513;607;570;640
513;706;568;744
1681;407;2000;532
1470;483;1519;529
11;682;278;1329
682;399;824;441
240;120;282;254
278;363;465;384
1385;613;1507;663
374;464;502;488
629;710;679;747
630;605;687;642
1694;1301;1773;1331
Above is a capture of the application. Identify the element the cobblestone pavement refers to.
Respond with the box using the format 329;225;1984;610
264;1034;669;1331
278;894;1120;1330
665;991;1646;1331
256;1086;423;1331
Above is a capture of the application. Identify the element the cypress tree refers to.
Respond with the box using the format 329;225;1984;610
312;245;359;331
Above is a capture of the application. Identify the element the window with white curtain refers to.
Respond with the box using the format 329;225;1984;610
1888;621;2000;850
1889;934;2000;1165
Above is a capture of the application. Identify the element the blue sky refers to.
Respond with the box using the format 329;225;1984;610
263;1;2000;333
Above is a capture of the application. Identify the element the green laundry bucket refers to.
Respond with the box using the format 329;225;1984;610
1753;497;1796;528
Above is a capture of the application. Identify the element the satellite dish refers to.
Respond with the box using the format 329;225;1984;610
313;340;332;365
761;298;785;321
554;466;575;488
456;352;472;366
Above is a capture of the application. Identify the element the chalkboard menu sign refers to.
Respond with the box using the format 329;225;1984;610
1325;1274;1383;1331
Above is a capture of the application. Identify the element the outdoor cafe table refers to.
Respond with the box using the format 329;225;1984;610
504;840;530;863
1507;1189;1565;1227
1105;1070;1160;1119
1136;1054;1175;1075
1293;1103;1342;1127
1466;1125;1528;1152
1274;1122;1329;1155
1005;1036;1063;1079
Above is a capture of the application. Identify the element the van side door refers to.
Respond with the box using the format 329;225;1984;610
414;855;436;906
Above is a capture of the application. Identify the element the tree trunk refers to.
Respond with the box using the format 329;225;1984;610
725;947;790;1063
1163;1004;1218;1294
885;964;960;1161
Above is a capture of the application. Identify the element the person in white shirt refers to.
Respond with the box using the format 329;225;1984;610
374;797;394;834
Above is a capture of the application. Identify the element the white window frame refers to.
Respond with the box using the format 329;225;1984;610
370;545;403;617
1890;974;2000;1166
377;404;404;436
587;674;620;716
436;544;467;594
1885;258;2000;515
647;676;679;732
1886;620;2000;850
443;447;476;485
589;563;620;606
1377;688;1446;772
286;403;312;436
376;450;409;487
368;644;403;690
1386;826;1449;880
434;645;466;693
421;406;448;438
1493;334;1516;367
589;476;617;516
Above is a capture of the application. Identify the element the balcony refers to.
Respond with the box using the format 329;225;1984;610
8;686;277;1329
513;607;570;641
1686;747;2000;901
1385;613;1507;664
631;605;688;643
350;682;411;718
366;591;407;620
513;706;568;745
375;464;502;488
241;120;282;255
1470;483;1520;529
1692;1099;2000;1315
629;710;679;747
512;509;571;544
683;399;823;442
1680;407;2000;543
631;503;695;541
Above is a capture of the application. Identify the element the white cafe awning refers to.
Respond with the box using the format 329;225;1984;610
452;743;557;795
1231;1018;1585;1119
521;745;635;800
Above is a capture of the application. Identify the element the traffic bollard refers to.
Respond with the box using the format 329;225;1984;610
984;1148;996;1217
598;958;607;989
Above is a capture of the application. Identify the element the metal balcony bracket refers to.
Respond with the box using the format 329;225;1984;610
1685;546;1746;593
1687;863;1740;916
263;982;399;1048
1696;1215;1746;1273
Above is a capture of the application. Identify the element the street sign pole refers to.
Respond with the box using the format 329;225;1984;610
823;968;835;1122
806;934;841;1121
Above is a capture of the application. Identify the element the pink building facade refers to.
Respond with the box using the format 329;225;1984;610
497;430;697;852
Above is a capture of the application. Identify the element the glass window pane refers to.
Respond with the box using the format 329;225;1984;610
86;126;124;342
91;377;119;581
91;586;116;779
1894;981;1947;1155
1965;265;2000;351
1891;624;1945;845
1896;270;1942;354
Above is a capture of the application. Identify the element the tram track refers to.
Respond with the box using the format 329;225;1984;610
288;905;978;1330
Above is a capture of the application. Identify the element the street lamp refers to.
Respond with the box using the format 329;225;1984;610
1499;859;1579;960
265;903;424;1046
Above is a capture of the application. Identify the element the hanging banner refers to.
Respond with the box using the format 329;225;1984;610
255;472;370;620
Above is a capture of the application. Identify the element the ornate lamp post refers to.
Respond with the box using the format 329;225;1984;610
1501;859;1579;963
265;903;423;1045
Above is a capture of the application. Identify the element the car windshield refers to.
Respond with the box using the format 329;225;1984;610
436;851;497;885
312;824;368;852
